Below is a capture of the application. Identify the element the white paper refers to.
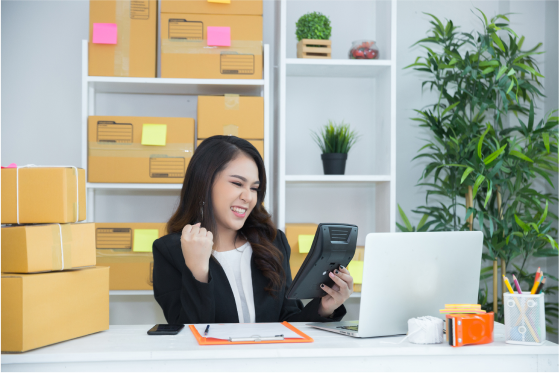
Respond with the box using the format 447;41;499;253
192;323;304;340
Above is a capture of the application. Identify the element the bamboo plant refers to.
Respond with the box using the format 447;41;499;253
401;9;558;332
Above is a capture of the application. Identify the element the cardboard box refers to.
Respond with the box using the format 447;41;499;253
88;116;195;183
1;168;86;224
197;139;263;159
161;13;262;79
95;223;166;290
198;95;264;139
89;0;157;77
161;0;262;15
1;266;109;352
285;224;363;293
2;223;96;273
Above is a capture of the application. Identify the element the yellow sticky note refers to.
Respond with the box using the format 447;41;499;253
298;235;314;254
347;261;364;284
141;124;167;146
133;229;159;252
208;0;230;3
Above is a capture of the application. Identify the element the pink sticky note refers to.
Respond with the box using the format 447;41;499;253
93;23;118;44
207;26;231;47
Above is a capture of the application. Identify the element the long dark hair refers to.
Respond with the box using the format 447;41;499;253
167;136;285;295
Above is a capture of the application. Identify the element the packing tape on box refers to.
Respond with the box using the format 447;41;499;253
223;124;239;136
16;165;80;224
96;250;153;259
89;143;194;158
114;0;131;76
51;224;72;271
161;39;262;55
224;94;240;110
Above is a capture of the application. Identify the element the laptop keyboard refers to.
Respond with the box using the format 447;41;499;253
337;325;358;331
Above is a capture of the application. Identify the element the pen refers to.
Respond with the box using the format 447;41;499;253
512;274;522;294
204;325;210;336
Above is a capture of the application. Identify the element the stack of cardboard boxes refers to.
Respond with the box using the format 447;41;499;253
1;167;109;353
285;224;364;292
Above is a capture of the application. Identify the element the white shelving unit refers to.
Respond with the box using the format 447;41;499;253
81;40;272;222
277;1;397;236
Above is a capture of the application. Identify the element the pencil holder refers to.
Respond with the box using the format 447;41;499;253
504;292;546;345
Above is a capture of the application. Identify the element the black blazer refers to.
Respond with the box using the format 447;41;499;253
153;229;346;324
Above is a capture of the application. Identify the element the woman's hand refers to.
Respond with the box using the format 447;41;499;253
181;223;214;283
318;265;354;318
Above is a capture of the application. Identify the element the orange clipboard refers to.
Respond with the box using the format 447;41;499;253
189;321;314;345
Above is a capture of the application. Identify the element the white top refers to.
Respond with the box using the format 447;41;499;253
212;242;255;323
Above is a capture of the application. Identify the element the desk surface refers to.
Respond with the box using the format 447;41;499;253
2;323;558;372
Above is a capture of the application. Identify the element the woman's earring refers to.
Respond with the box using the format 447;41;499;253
200;201;204;220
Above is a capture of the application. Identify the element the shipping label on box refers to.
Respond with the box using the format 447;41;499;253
89;0;157;77
197;95;264;139
1;266;109;352
88;116;194;183
161;13;262;79
1;167;86;224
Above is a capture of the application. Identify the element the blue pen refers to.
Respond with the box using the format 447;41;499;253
204;325;210;336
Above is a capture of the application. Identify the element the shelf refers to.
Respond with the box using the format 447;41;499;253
110;290;154;296
285;175;391;183
108;290;361;298
286;58;392;78
87;183;182;190
86;76;264;95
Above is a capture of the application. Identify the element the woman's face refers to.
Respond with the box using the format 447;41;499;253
211;153;260;233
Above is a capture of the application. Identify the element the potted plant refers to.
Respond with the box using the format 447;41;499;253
311;121;359;175
402;10;558;333
295;12;332;59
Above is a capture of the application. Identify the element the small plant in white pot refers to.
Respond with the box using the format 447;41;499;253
311;121;360;175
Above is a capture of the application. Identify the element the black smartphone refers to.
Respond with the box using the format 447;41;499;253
147;324;185;335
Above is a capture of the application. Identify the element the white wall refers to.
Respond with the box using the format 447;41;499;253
1;0;557;336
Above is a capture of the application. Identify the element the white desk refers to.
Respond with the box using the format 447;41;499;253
2;323;557;372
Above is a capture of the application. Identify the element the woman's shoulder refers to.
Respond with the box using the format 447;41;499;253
154;231;182;253
272;229;289;253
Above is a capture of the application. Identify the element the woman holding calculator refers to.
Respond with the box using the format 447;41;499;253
153;136;353;324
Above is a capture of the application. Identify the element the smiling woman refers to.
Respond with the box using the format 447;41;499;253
152;135;351;324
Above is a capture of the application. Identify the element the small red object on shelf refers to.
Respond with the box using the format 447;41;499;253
349;40;379;60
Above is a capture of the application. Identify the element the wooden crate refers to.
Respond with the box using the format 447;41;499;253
297;39;332;59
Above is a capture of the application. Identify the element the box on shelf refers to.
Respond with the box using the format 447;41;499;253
2;223;96;273
88;116;195;183
95;223;165;290
196;139;263;160
1;266;109;353
1;167;86;224
89;0;157;77
197;95;264;139
285;224;363;293
160;13;262;79
161;0;263;15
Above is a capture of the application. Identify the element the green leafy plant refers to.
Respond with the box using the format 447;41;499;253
402;9;558;332
311;121;360;154
296;12;332;41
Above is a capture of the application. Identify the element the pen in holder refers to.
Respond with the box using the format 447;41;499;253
504;292;546;345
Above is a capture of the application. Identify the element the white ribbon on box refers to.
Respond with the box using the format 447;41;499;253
15;165;81;271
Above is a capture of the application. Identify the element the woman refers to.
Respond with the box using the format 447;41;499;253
153;135;353;324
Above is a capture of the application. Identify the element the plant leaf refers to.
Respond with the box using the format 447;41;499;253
398;204;413;232
473;175;486;199
514;214;530;233
510;150;534;162
461;167;474;184
491;33;505;52
478;124;491;158
484;144;507;165
543;132;550;153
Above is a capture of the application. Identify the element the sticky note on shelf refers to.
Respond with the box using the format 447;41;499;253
141;124;167;146
133;229;159;252
208;0;231;3
298;235;314;254
347;261;364;284
92;23;117;44
207;26;231;47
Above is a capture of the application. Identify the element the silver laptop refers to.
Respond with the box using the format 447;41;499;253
307;231;483;338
